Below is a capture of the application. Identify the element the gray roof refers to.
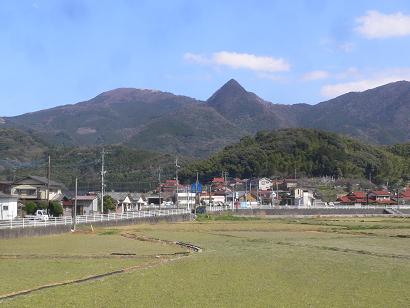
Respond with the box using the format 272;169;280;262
103;192;143;202
14;175;66;189
0;192;18;199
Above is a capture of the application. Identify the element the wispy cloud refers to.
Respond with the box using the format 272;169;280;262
356;10;410;39
321;68;410;97
184;51;290;73
302;70;329;81
319;38;355;53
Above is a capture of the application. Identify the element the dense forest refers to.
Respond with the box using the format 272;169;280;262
1;143;180;192
180;129;410;185
1;128;409;190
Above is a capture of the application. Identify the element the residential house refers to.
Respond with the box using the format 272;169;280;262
0;180;12;194
199;192;225;206
175;190;196;209
399;187;410;204
368;190;394;205
105;192;137;213
293;188;315;207
258;178;273;191
11;176;65;203
161;179;184;193
280;179;298;191
211;177;225;190
258;190;276;205
0;192;18;220
337;191;368;205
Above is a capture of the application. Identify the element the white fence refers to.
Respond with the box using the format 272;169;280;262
0;208;190;230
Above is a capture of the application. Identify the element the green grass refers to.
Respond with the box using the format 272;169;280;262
0;229;186;297
2;217;410;307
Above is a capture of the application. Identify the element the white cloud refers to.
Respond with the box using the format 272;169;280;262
338;42;355;53
184;51;290;73
356;10;410;39
302;70;330;81
321;68;410;97
183;52;210;65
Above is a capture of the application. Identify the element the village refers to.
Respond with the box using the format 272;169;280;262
1;174;410;220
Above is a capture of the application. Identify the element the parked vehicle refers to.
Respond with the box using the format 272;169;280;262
26;209;49;221
192;206;206;214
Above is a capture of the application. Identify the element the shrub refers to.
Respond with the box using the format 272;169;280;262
24;201;37;215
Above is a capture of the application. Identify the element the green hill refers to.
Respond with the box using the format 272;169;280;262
180;129;410;185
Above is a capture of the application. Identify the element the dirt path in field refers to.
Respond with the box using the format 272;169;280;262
0;232;202;302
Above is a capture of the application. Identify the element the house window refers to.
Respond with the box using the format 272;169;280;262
17;189;36;196
3;206;8;211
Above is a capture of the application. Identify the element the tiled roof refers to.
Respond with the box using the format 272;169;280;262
212;177;225;183
370;190;390;196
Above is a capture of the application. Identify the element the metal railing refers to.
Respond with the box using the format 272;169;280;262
0;208;190;230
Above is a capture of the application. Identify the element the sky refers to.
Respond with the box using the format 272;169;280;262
1;0;410;116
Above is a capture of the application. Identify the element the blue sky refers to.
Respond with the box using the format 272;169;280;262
1;0;410;116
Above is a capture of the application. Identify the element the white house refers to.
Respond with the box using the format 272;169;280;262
176;191;196;209
258;178;273;191
0;192;18;220
293;188;315;207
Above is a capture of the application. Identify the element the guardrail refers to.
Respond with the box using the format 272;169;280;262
0;208;190;230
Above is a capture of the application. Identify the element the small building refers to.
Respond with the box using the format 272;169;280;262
76;195;99;215
62;198;74;217
0;192;18;220
258;178;273;191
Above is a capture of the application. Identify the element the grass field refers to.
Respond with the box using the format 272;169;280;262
1;215;410;307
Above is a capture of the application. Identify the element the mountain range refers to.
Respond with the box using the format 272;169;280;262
1;79;410;158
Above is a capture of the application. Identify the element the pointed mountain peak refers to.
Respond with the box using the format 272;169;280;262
207;79;248;102
219;78;246;93
224;78;245;89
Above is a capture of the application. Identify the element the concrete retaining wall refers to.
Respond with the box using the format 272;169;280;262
230;208;388;216
0;214;192;239
0;224;72;239
82;213;193;228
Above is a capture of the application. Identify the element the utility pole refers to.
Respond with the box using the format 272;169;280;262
74;177;78;231
194;172;199;215
158;167;161;210
175;157;180;208
209;184;212;207
47;155;51;209
257;177;260;206
223;171;228;206
245;179;248;207
232;184;235;210
101;149;105;214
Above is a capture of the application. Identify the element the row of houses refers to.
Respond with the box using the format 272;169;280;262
337;189;410;205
